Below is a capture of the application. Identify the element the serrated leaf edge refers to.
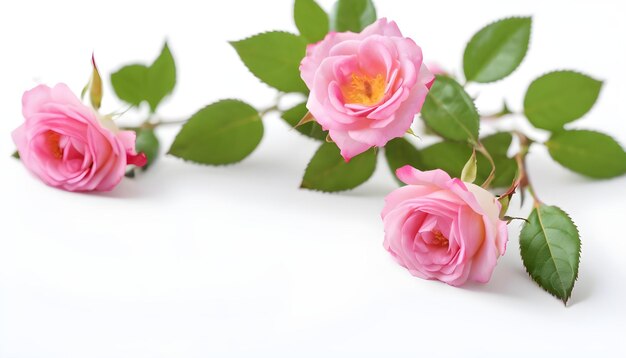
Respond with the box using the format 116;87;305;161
520;205;581;305
421;75;481;142
294;0;330;43
229;31;307;93
280;102;326;141
524;69;604;130
544;129;626;179
464;16;532;84
300;144;377;193
167;99;263;166
110;41;176;112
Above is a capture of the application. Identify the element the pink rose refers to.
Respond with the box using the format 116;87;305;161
12;84;146;192
382;166;508;286
300;18;435;161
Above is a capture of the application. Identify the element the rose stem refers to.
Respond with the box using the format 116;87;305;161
475;141;496;188
258;104;280;117
513;130;542;206
258;92;287;117
149;119;188;128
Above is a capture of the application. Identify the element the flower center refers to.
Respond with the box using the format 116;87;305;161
341;73;386;106
45;131;63;159
432;230;449;247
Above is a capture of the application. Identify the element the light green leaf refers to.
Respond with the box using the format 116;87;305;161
330;0;376;32
301;142;376;192
148;43;177;110
546;130;626;178
111;65;147;105
463;17;531;83
281;102;326;141
421;76;480;142
384;137;423;186
111;42;176;113
168;100;263;165
524;71;602;131
520;204;581;304
295;0;329;43
230;32;308;93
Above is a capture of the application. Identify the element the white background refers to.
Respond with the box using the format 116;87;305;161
1;0;625;356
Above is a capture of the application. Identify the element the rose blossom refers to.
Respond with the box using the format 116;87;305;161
382;166;508;286
300;18;434;161
12;83;146;192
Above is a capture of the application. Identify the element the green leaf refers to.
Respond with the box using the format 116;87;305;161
419;137;515;188
230;32;308;93
301;142;376;192
524;71;602;131
546;130;626;179
420;141;471;178
421;76;480;142
168;100;263;165
479;132;516;188
330;0;376;32
148;43;177;108
463;17;531;83
294;0;329;43
520;204;581;304
12;150;20;159
134;128;160;170
281;102;326;141
477;153;517;188
111;65;147;105
384;137;423;186
111;42;176;113
481;132;512;156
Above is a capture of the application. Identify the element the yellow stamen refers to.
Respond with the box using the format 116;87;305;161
432;230;449;247
341;73;386;106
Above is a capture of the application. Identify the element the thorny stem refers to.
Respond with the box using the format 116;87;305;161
258;104;279;117
475;141;496;189
480;112;515;121
480;102;515;121
137;92;288;129
258;92;287;117
120;118;187;131
146;118;188;128
513;130;541;206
